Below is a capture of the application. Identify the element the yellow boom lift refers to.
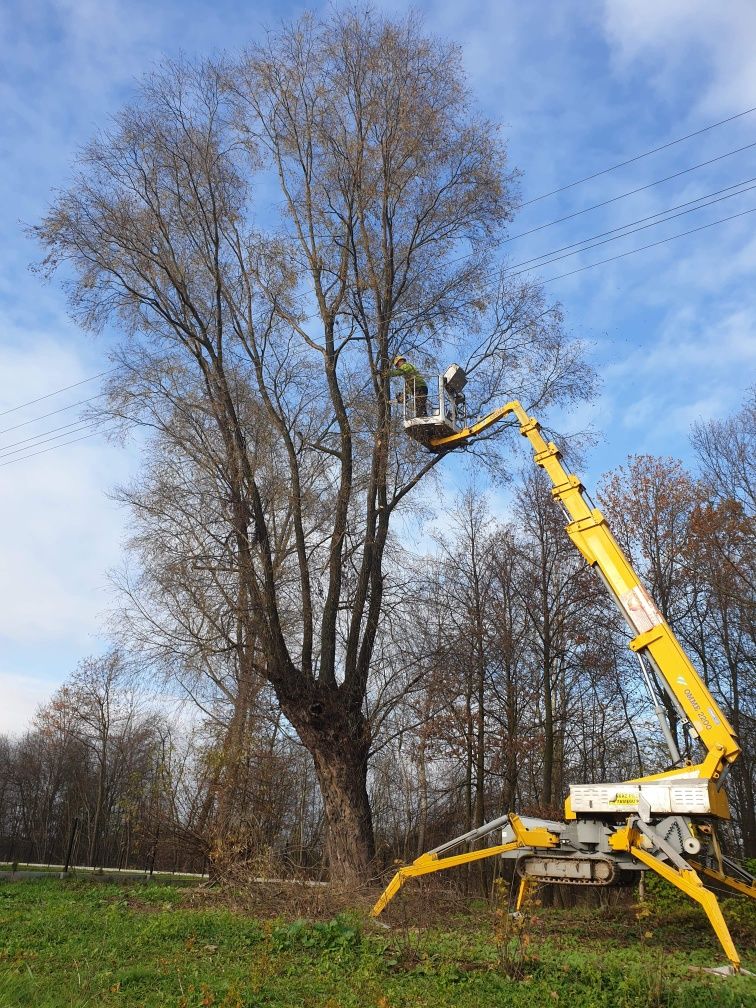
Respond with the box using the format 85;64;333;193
374;366;756;973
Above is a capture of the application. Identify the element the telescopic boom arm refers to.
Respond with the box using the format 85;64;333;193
431;400;740;785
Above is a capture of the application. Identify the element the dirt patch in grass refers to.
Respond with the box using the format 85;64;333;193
169;876;482;928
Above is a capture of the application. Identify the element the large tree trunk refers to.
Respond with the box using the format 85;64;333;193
312;744;375;884
284;693;375;884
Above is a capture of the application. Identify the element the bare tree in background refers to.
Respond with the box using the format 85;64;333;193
598;434;756;855
690;386;755;606
35;9;593;881
488;525;533;812
41;652;141;866
514;469;604;813
690;389;756;854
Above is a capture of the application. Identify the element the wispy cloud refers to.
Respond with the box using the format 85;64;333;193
0;671;51;737
602;1;756;116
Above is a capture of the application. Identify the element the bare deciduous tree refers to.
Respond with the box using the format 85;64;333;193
35;9;592;881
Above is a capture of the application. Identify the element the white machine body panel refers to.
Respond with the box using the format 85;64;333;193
570;780;712;816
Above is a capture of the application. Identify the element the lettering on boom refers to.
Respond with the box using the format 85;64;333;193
684;688;713;731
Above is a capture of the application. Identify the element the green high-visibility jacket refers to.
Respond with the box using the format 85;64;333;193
389;361;428;391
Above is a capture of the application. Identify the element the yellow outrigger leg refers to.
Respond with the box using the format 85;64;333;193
609;818;744;972
691;861;756;900
631;846;741;971
371;813;559;917
515;877;536;911
371;840;522;917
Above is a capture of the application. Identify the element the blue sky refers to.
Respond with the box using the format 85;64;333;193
1;0;755;733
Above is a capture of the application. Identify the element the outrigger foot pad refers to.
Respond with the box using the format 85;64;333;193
694;965;754;977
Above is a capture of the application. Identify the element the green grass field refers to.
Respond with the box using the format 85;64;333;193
0;878;754;1007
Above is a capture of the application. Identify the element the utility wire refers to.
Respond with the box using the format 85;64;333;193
0;416;105;453
285;172;756;319
510;175;756;269
297;139;756;262
539;204;756;284
505;139;756;242
0;394;105;436
345;174;756;323
0;419;105;459
368;171;756;310
521;105;756;206
509;180;756;273
302;171;756;322
0;369;114;418
0;429;115;467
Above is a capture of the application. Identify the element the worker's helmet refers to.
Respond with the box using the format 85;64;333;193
393;354;406;366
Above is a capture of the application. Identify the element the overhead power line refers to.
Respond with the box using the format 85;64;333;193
509;179;756;272
0;395;105;436
521;105;756;206
0;417;105;454
506;139;756;242
366;174;756;318
0;429;115;467
0;419;105;460
539;204;756;284
0;369;114;418
365;171;756;309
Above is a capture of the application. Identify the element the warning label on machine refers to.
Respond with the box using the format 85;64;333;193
620;585;664;635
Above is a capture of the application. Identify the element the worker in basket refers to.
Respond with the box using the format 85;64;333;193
390;354;428;417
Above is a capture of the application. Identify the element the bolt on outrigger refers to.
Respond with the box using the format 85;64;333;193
374;368;756;973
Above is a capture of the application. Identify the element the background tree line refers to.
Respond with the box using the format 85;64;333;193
1;387;752;878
